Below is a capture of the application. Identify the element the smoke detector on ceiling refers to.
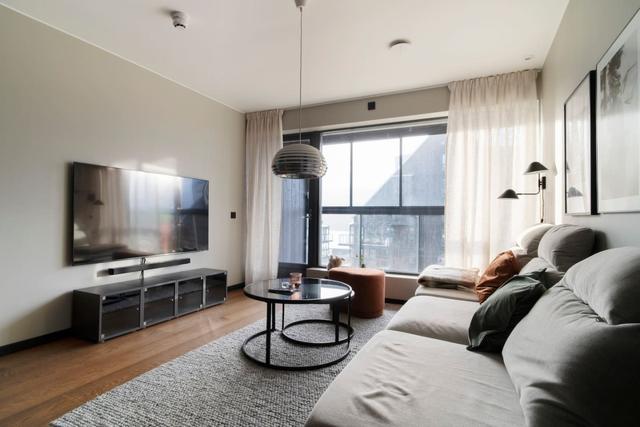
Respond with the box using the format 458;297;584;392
170;11;188;30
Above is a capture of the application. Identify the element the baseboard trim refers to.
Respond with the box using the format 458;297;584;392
228;282;245;291
0;329;71;357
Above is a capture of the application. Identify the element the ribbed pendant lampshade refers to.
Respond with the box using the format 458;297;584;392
272;143;327;179
272;0;327;180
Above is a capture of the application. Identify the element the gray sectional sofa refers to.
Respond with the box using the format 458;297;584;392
306;225;640;426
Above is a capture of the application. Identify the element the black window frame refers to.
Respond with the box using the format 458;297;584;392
318;118;448;275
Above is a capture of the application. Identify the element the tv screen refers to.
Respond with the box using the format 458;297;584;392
72;162;209;265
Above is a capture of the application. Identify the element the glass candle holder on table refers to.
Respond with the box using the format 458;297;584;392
289;272;302;288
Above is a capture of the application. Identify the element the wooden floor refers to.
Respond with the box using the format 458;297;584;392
0;289;266;427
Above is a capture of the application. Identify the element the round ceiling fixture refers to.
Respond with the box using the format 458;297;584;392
170;11;188;30
389;39;411;49
272;0;327;179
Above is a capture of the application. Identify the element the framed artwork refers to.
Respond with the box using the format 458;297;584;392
597;9;640;213
564;71;597;215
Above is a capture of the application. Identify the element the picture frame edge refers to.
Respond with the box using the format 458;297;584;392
595;8;640;214
564;70;596;216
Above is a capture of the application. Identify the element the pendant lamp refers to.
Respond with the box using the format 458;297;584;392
272;0;327;179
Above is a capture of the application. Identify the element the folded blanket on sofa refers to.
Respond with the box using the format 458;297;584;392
418;265;479;289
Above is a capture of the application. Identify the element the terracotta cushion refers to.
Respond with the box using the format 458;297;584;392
475;251;520;303
328;267;385;318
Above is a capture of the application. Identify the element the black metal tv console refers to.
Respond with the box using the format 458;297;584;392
73;268;227;342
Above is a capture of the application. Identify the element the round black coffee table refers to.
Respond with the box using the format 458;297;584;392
242;278;354;370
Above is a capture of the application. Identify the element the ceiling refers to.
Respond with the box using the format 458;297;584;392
0;0;568;113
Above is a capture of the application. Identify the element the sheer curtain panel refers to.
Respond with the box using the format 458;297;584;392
445;70;539;269
245;109;283;283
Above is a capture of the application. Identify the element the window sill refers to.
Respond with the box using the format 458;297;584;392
308;267;416;278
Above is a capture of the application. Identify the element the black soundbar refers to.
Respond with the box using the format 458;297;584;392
107;258;190;275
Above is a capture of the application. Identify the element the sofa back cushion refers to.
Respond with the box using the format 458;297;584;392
519;224;594;286
503;247;640;427
519;257;563;287
537;224;594;272
563;246;640;324
516;223;554;257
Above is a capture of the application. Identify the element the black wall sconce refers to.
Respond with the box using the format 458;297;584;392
498;161;548;223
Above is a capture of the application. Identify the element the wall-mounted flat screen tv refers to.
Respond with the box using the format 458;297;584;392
72;162;209;265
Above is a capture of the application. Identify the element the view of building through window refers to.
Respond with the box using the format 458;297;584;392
279;178;308;265
320;121;446;274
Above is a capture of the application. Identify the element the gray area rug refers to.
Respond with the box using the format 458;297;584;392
52;305;397;427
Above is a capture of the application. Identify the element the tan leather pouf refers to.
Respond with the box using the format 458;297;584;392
328;267;385;318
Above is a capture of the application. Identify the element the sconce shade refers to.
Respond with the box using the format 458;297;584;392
272;143;327;179
524;161;548;175
567;186;584;198
498;189;519;199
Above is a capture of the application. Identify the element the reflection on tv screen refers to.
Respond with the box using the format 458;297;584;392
72;163;209;264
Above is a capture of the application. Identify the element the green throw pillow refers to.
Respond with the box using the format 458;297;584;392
467;270;547;353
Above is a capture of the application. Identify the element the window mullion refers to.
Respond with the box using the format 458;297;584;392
349;139;353;208
359;214;364;267
417;215;423;272
399;136;403;207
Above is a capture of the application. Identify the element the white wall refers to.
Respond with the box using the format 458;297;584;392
0;7;246;347
540;0;640;249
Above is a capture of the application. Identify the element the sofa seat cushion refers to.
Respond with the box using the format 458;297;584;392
386;296;478;345
306;330;524;427
415;285;478;301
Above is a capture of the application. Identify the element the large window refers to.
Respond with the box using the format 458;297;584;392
320;121;446;274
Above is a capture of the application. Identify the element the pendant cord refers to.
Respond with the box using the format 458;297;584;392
298;5;303;144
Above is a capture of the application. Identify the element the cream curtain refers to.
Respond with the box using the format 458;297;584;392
445;70;539;269
245;109;283;284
